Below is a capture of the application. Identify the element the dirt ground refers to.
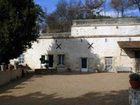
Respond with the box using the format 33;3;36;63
0;72;130;105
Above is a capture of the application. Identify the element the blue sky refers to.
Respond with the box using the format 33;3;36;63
34;0;140;17
34;0;59;12
34;0;113;14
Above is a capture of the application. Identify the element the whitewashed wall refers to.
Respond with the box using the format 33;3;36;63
24;18;140;72
71;25;140;37
24;36;139;72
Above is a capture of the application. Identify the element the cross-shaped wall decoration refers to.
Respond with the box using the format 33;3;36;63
56;43;62;49
88;42;94;49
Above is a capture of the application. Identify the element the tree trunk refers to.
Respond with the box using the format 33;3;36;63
121;8;124;17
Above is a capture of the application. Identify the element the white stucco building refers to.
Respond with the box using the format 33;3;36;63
22;18;140;72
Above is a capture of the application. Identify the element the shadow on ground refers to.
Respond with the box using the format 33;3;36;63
34;71;112;76
0;90;128;105
34;71;130;80
0;73;34;94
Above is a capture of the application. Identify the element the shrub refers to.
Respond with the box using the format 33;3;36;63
129;73;140;81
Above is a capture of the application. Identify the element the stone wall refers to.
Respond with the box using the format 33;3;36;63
0;69;22;86
71;18;140;37
72;18;140;26
71;25;140;37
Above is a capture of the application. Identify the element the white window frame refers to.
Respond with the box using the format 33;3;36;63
105;57;113;71
18;54;24;64
58;54;65;65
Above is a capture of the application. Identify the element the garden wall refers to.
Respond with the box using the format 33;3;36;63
0;69;22;86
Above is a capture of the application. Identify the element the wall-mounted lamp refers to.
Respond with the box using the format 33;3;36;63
129;38;131;41
116;26;119;29
105;38;107;42
95;26;97;29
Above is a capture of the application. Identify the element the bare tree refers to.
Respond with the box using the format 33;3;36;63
111;0;133;17
85;0;104;10
67;0;83;19
83;0;105;18
46;0;83;32
46;0;108;32
130;0;140;12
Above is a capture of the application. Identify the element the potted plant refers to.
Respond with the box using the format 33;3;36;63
129;73;140;89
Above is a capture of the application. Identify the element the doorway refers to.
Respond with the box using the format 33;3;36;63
105;57;113;72
48;55;54;67
81;58;88;72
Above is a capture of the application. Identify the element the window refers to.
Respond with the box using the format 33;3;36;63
105;57;113;71
58;54;64;65
135;51;140;58
18;54;24;64
40;55;45;64
48;55;54;67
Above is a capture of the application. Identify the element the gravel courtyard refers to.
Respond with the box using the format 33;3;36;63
0;72;129;105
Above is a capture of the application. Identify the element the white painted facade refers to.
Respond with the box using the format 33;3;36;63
23;18;140;72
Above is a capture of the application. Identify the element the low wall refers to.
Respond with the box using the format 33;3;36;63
0;69;22;86
129;88;140;105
